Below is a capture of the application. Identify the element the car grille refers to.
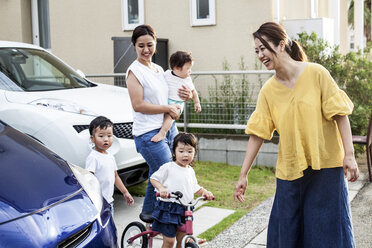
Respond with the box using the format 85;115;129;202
73;122;133;139
58;223;92;248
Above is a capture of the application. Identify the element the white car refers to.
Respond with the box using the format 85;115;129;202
0;41;147;186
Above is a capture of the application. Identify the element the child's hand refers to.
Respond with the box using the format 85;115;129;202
194;103;201;113
203;191;214;201
158;188;169;199
123;192;134;206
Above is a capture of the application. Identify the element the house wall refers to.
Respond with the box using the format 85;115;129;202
48;0;272;74
0;0;32;43
0;0;352;74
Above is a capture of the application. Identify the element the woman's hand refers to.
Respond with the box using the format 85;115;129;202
234;177;248;203
343;154;359;182
178;85;193;101
168;104;181;120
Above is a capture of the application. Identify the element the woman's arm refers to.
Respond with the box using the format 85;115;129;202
334;115;359;182
234;135;264;203
127;71;180;119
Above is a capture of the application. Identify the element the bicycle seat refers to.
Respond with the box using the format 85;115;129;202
139;212;154;223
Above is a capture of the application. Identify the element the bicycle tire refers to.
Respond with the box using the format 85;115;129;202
185;241;199;248
121;221;148;248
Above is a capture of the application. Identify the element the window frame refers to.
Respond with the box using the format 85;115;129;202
121;0;144;31
190;0;216;26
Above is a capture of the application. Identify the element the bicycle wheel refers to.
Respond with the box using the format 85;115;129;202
185;241;199;248
121;221;148;248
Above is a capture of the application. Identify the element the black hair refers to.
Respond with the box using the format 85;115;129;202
169;51;193;70
172;132;198;166
253;22;308;62
89;116;114;135
131;24;157;46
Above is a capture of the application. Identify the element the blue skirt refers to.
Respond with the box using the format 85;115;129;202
152;200;188;238
267;167;355;248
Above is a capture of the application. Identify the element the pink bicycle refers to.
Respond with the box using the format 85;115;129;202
121;191;208;248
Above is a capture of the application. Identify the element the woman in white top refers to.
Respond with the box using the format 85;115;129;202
126;24;192;218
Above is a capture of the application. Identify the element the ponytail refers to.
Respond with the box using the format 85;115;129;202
286;40;308;62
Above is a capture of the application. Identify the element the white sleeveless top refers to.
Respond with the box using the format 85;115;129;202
126;60;169;136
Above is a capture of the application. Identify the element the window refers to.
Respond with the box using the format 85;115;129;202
122;0;144;31
190;0;216;26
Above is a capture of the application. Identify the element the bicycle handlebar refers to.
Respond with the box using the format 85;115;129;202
155;191;214;207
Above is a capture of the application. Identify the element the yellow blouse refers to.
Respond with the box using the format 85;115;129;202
246;63;354;180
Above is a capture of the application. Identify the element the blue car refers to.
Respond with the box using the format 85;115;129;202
0;120;118;247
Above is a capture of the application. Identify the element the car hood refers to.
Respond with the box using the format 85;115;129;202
0;122;82;224
4;83;133;122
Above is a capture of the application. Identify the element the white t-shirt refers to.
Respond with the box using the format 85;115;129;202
164;70;195;102
85;150;118;203
126;60;168;136
150;161;202;205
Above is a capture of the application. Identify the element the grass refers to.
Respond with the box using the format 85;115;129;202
127;161;276;241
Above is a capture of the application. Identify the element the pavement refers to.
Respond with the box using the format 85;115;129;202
114;160;372;248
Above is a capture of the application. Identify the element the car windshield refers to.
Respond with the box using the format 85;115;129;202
0;48;93;91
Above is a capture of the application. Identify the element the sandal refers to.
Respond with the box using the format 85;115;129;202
197;238;208;247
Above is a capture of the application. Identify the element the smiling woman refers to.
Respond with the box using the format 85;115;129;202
234;22;359;248
125;24;195;220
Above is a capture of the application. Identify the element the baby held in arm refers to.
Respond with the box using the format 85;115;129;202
151;51;201;143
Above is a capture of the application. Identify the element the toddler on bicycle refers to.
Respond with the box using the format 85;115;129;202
150;132;214;248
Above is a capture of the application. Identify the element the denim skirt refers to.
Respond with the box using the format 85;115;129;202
267;167;355;248
151;200;187;238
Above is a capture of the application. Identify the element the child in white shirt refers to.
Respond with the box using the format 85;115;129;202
85;116;134;215
151;51;201;142
150;133;214;248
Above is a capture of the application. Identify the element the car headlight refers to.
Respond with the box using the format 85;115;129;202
29;98;97;116
68;163;103;215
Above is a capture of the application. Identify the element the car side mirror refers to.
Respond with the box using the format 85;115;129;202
76;69;86;78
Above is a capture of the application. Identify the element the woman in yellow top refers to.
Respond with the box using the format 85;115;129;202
234;22;359;248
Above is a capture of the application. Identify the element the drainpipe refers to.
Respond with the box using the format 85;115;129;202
329;0;340;45
310;0;318;18
273;0;280;23
354;0;364;52
31;0;39;46
31;0;51;49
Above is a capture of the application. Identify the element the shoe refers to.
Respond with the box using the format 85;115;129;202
197;238;208;247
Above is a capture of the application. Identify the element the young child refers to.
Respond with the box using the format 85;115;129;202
151;51;201;142
85;116;134;215
150;133;214;248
